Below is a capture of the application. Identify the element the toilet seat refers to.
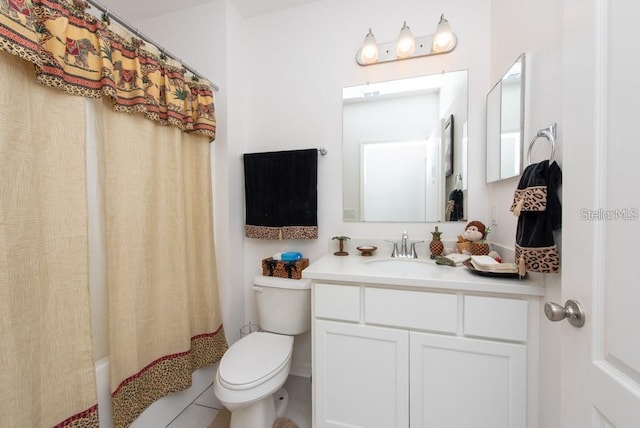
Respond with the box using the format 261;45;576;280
218;332;293;391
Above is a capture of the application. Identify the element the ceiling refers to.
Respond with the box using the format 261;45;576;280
97;0;319;22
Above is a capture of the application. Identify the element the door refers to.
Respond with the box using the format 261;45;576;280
562;0;640;426
314;320;409;428
410;332;526;428
362;140;428;222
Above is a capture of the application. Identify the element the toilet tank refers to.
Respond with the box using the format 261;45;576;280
253;276;311;335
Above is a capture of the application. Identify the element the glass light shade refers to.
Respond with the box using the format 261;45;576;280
360;28;379;64
432;14;456;53
396;21;416;58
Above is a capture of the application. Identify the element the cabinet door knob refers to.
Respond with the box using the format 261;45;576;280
544;300;585;328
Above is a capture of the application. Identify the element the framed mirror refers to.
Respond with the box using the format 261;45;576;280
342;70;468;222
486;54;525;183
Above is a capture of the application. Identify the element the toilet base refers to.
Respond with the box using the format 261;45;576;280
274;387;289;417
229;388;289;428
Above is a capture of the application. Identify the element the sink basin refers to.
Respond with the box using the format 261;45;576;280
365;258;439;276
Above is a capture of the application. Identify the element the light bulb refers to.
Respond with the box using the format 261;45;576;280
396;21;415;59
432;14;456;53
359;28;379;64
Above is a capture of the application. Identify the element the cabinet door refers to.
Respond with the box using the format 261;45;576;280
410;332;526;428
315;320;409;428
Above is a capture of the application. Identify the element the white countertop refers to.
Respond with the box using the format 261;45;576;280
303;253;545;297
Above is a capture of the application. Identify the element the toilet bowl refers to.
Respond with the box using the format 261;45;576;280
214;276;311;428
214;332;293;428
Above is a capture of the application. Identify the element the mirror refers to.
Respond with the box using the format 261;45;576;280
342;70;468;222
486;54;525;183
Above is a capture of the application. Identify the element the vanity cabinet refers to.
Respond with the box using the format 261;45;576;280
312;282;536;428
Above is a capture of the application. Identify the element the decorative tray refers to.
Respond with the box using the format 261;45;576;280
462;260;526;279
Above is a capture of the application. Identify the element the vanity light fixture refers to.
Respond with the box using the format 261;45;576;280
356;14;457;66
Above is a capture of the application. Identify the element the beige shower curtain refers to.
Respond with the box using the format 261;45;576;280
0;50;98;427
2;2;226;425
95;100;226;427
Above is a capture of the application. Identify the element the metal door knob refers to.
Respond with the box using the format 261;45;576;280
544;299;586;328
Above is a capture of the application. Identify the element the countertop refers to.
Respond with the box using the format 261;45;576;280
303;253;545;297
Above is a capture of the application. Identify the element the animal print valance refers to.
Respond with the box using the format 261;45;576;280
0;0;216;140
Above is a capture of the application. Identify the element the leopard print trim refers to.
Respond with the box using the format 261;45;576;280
510;186;548;212
0;37;41;66
53;404;99;428
282;226;318;240
111;326;228;428
245;225;318;240
515;244;560;273
245;225;282;239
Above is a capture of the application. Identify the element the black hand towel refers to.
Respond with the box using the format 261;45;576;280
447;189;464;221
243;149;318;240
510;160;562;273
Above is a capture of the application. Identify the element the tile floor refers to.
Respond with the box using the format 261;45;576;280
164;371;312;428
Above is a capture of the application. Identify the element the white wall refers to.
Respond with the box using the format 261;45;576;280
488;1;563;427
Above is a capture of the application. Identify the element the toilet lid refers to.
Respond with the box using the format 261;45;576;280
218;332;293;391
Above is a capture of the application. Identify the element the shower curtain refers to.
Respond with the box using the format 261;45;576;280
1;1;227;426
0;50;98;427
96;99;227;427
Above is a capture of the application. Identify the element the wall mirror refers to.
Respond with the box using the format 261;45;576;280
486;54;525;183
342;70;468;222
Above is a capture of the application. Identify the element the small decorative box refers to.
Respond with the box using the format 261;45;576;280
261;257;310;279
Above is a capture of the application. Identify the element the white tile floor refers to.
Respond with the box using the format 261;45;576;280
164;372;312;428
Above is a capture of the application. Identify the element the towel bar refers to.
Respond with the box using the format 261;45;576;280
527;123;556;165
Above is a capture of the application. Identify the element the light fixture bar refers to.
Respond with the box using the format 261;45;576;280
356;34;456;66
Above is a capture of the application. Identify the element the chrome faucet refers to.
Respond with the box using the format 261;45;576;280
400;231;409;257
388;231;422;258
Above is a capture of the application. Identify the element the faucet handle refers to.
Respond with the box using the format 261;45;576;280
409;241;424;258
385;240;399;257
402;231;409;239
391;242;399;257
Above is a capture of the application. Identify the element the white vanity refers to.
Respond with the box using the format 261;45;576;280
304;252;544;428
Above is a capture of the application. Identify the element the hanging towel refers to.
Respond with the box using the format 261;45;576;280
510;160;562;273
243;149;318;240
447;189;464;221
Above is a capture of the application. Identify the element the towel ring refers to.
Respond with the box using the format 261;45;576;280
527;123;556;165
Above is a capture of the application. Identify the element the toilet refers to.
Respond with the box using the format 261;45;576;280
214;275;311;428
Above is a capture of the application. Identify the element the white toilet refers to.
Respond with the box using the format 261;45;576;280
214;275;311;428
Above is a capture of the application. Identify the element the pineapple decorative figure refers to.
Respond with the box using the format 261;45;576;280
429;226;444;259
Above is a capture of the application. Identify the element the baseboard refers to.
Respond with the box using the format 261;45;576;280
289;361;311;378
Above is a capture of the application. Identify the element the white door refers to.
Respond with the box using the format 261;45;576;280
314;320;409;428
562;0;640;426
409;332;526;428
362;140;428;222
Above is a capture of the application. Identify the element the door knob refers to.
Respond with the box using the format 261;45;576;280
544;299;586;328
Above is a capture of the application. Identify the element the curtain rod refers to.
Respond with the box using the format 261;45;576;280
85;0;220;91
